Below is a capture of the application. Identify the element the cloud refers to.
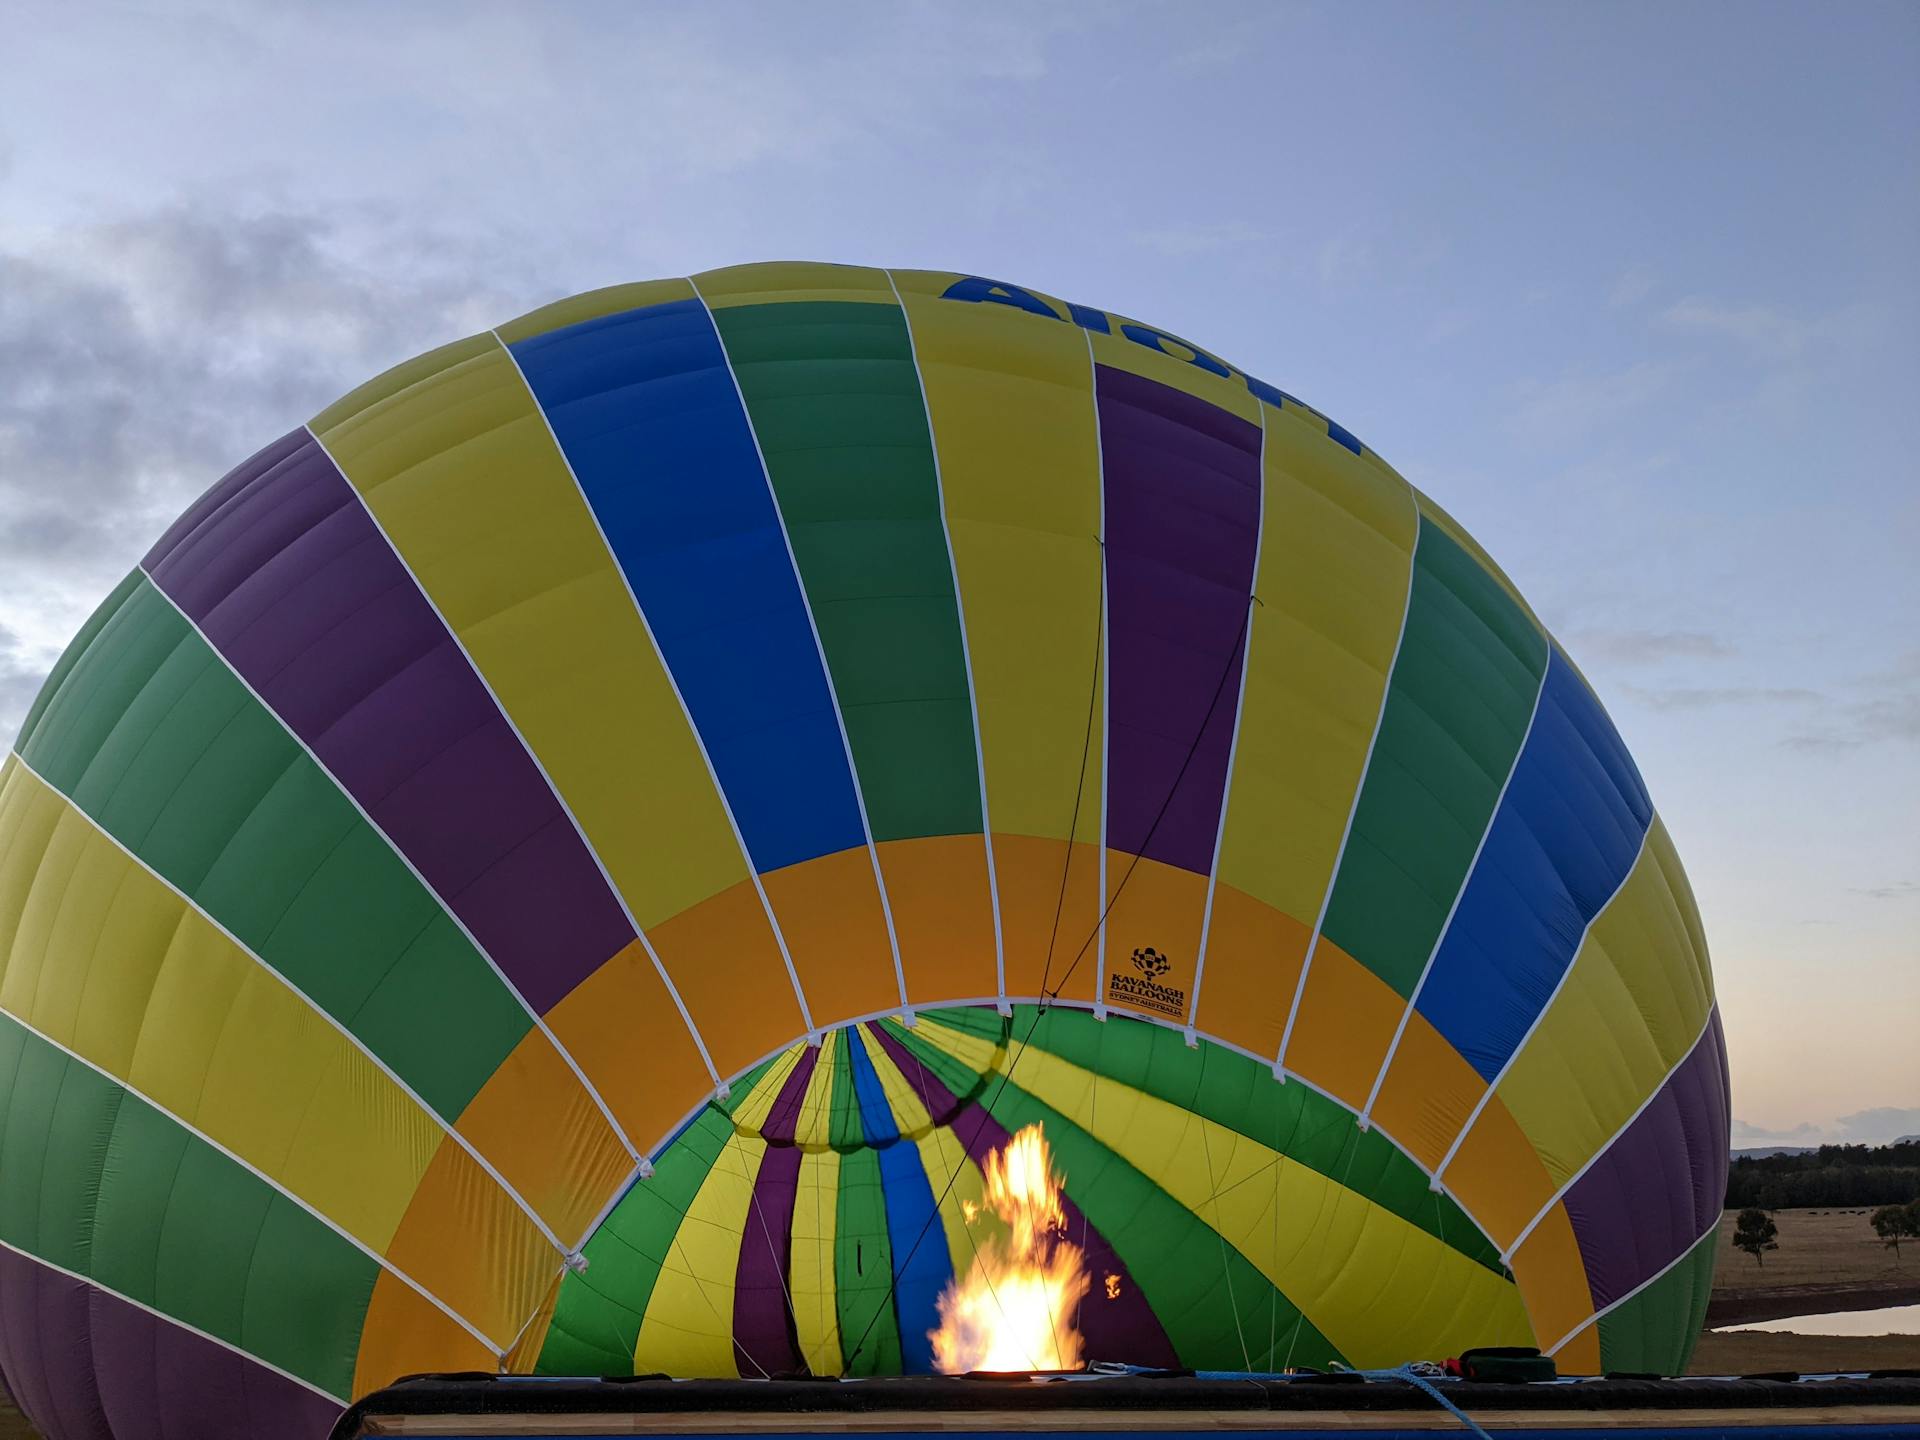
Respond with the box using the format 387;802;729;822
1566;627;1733;666
1732;1107;1920;1149
1781;652;1920;753
0;623;51;749
1850;880;1920;901
1503;359;1683;447
0;203;547;741
1621;683;1822;712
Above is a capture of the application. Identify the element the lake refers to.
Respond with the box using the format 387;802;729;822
1716;1303;1920;1336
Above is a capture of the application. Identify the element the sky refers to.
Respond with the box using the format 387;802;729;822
2;0;1915;1144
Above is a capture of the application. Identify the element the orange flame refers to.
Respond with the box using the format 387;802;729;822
931;1124;1089;1373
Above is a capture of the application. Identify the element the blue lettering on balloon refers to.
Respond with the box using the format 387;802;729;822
1118;322;1232;378
938;276;1062;319
1066;302;1111;334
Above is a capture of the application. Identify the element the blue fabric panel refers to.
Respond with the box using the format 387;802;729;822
509;300;867;874
1414;647;1653;1081
875;1137;954;1375
844;1027;901;1146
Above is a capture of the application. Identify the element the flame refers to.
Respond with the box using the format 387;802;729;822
1104;1273;1121;1301
931;1124;1089;1373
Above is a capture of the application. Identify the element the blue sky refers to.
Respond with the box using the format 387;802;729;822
2;1;1914;1141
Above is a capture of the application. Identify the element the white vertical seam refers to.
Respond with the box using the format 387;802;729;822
475;343;798;1065
883;270;1007;1011
141;551;643;1172
687;279;912;1020
1187;398;1269;1043
1501;995;1715;1266
1274;481;1424;1077
1436;816;1657;1192
0;1004;505;1355
1086;327;1111;1019
0;1236;350;1403
5;748;568;1259
1357;649;1551;1126
1547;1198;1721;1356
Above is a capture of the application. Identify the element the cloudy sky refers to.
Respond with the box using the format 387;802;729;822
3;1;1915;1143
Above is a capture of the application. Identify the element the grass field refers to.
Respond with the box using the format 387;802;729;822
2;1209;1914;1433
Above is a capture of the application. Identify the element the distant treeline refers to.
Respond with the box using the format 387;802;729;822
1726;1140;1920;1209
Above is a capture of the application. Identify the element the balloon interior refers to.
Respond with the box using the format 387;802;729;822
0;262;1729;1439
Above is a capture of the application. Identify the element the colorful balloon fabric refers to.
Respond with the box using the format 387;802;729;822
0;263;1727;1438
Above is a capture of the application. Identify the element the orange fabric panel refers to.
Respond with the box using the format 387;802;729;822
1191;881;1312;1060
877;834;998;1007
1284;942;1401;1110
381;1139;557;1352
352;1268;498;1398
1098;853;1207;1026
1444;1100;1559;1248
545;938;714;1153
1510;1204;1598;1371
454;1028;633;1250
1371;1014;1499;1170
761;847;902;1028
649;879;809;1078
989;833;1100;1004
503;1273;562;1376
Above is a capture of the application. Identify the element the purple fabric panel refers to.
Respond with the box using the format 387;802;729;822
731;1143;803;1377
865;1021;1177;1369
0;1248;338;1440
758;1047;820;1145
142;430;633;1013
1564;1008;1731;1310
141;429;312;578
1094;365;1262;875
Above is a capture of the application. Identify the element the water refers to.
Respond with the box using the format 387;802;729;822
1717;1303;1920;1336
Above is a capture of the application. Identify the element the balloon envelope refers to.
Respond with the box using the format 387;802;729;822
0;263;1726;1437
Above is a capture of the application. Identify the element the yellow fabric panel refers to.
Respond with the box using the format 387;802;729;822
1087;323;1263;424
0;770;439;1253
878;834;998;1010
912;1020;1531;1366
1198;404;1417;1052
1099;854;1206;1026
854;1023;949;1138
454;1026;634;1249
353;1267;498;1398
731;1044;805;1133
916;1122;986;1284
635;1130;765;1377
383;1136;560;1352
696;260;895;308
493;280;697;345
791;1148;842;1374
1496;818;1714;1187
890;281;1105;854
310;333;496;435
790;1022;841;1148
0;757;65;998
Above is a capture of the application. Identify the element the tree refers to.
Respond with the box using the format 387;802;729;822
1872;1201;1920;1258
1734;1207;1778;1266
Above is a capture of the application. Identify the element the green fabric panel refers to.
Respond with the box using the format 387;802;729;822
828;1028;863;1150
0;1013;375;1398
834;1145;901;1376
712;301;981;842
922;1005;1503;1273
537;1052;785;1378
13;576;528;1120
1596;1226;1718;1376
12;569;144;751
1319;522;1549;998
883;1018;1342;1372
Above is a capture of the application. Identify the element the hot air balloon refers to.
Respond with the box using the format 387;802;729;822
0;263;1727;1439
